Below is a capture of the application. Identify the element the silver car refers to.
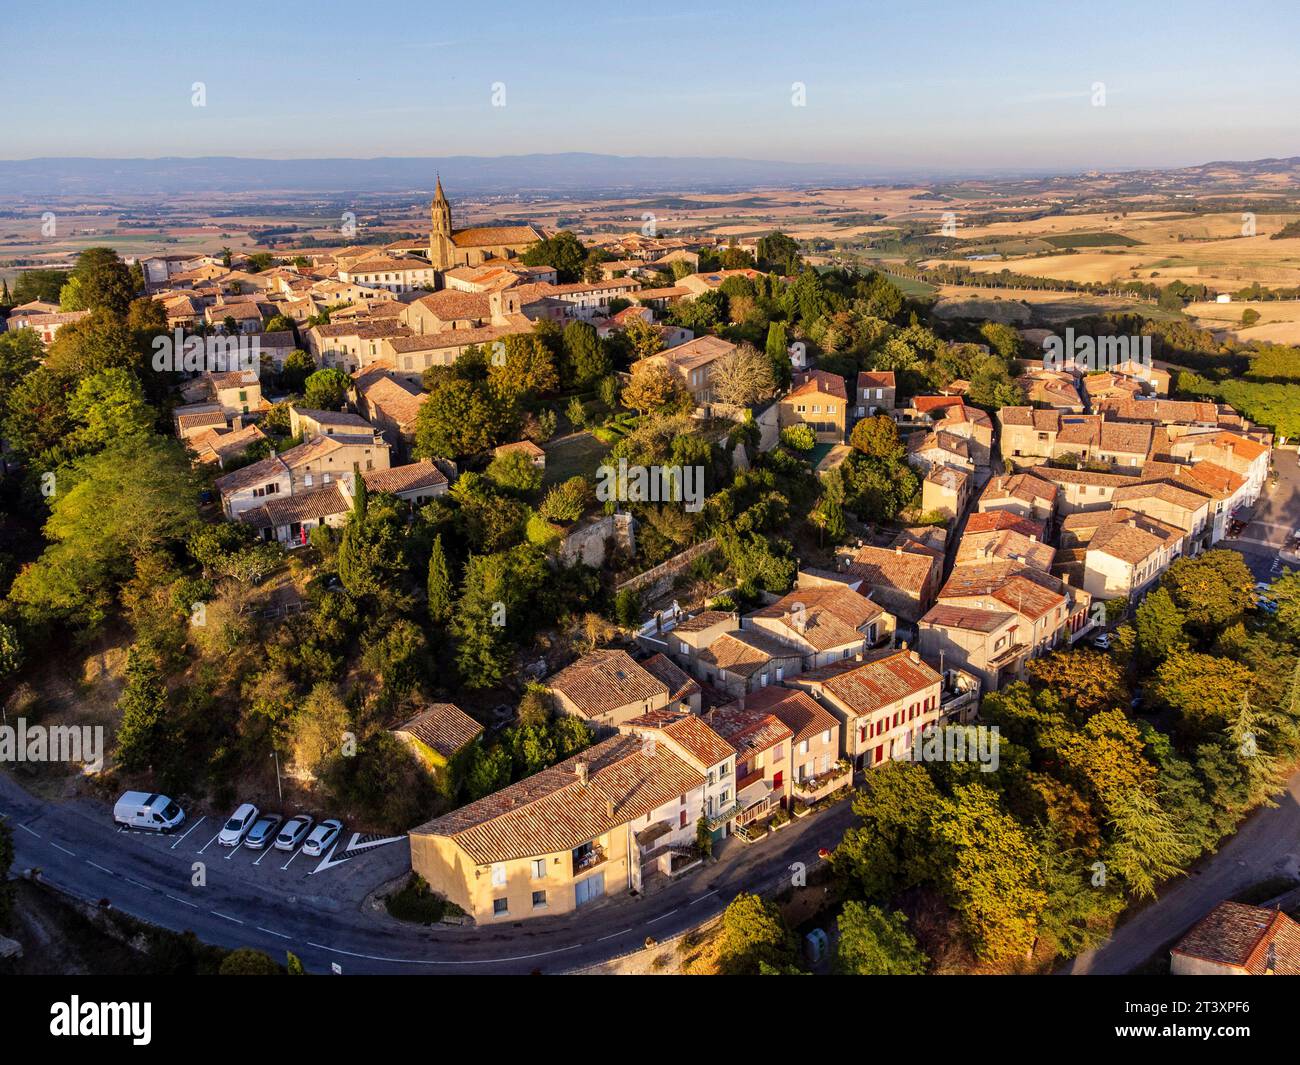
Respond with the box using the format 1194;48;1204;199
218;803;259;847
301;819;343;857
245;813;283;849
274;814;314;851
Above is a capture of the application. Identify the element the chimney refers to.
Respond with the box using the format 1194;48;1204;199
575;761;589;787
899;640;908;651
895;545;903;555
910;650;920;663
605;799;615;819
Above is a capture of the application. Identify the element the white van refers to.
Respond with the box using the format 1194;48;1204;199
113;791;185;832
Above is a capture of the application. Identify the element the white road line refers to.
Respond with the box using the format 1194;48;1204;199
86;860;114;875
597;928;633;942
15;822;40;838
280;848;302;870
210;911;244;925
124;877;152;890
171;816;205;849
197;832;220;854
688;890;718;906
257;927;290;939
166;893;199;909
305;940;584;966
252;847;273;866
646;909;678;924
223;841;244;860
50;842;77;857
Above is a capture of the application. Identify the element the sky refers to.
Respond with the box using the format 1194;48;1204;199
5;0;1300;172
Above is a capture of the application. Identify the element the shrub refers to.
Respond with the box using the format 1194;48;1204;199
780;424;816;451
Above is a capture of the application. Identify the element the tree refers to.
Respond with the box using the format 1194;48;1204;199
218;948;280;975
488;333;559;399
426;534;453;624
0;622;21;684
486;448;543;494
849;414;904;460
1025;650;1128;716
538;477;592;523
1163;550;1254;635
695;816;714;859
337;481;407;600
561;320;608;387
414;378;502;459
115;647;169;772
1106;787;1195;899
303;367;350;411
622;360;689;415
67;368;155;455
834;761;944;899
834;903;928;975
67;247;134;316
280;349;315;392
288;682;351;773
451;546;549;688
520;231;587;282
624;315;665;360
710;342;776;407
1153;650;1256;733
779;424;816;451
1133;587;1187;661
714;893;798;976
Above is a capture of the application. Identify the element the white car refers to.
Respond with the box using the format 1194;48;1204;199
218;803;260;847
301;819;343;857
1091;632;1111;650
274;814;313;852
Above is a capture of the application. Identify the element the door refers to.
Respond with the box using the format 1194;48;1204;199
772;770;783;789
575;872;605;908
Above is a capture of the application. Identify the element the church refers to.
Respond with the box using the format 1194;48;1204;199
426;177;542;271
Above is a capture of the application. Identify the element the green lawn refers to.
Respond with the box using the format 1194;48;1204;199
543;431;611;487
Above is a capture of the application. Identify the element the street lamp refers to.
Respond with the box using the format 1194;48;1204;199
271;749;282;802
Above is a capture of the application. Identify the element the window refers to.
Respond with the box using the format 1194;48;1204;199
773;743;783;760
493;898;508;916
531;859;545;880
491;863;506;887
720;788;731;804
719;762;730;777
304;473;313;487
822;729;832;745
532;890;547;909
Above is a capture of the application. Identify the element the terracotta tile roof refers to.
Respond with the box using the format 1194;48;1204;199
956;529;1055;570
920;603;1015;633
913;395;964;415
857;370;896;391
623;710;733;768
705;702;793;756
639;653;701;705
1172;901;1300;973
410;289;493;321
799;649;941;716
1098;420;1154;455
650;334;736;374
675;610;736;634
1206;431;1269;462
546;650;668;719
1182;460;1246;496
1088;521;1165;565
938;403;992;429
345;255;434;274
748;586;884;651
362;460;448;495
394;703;483;758
493;439;545;458
843;544;937;597
177;409;228;432
963;511;1045;539
451;224;543;248
698;630;799;676
412;734;703;865
789;369;848;401
191;423;266;465
927;464;970;493
940;563;1067;620
1033;466;1136;488
294;407;374;430
215;454;289;494
237;482;349;527
979;472;1058;505
740;687;839;746
1112;480;1207;513
358;375;427;426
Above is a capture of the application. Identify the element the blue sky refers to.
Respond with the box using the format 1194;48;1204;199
6;0;1299;170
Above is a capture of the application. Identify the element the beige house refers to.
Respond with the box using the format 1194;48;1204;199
921;464;971;520
1170;901;1300;976
977;472;1058;525
854;370;896;419
392;703;484;776
937;562;1082;662
918;604;1031;694
640;335;736;406
1083;521;1175;601
546;649;689;728
785;648;944;771
705;702;794;827
351;363;428;454
745;586;894;668
290;406;377;441
779;370;848;443
838;543;942;623
748;686;849;805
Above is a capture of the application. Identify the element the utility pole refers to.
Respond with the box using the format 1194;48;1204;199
271;749;282;802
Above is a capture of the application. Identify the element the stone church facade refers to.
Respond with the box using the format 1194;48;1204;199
427;177;542;270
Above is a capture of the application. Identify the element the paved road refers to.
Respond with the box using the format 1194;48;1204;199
1061;769;1300;974
1226;448;1300;582
0;772;852;974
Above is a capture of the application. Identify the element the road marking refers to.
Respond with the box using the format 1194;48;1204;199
124;877;152;890
210;911;244;925
280;848;302;870
345;832;405;853
85;860;115;876
223;841;245;860
689;890;718;906
305;940;584;966
171;816;205;849
252;847;274;866
15;822;40;838
50;842;77;857
257;926;290;939
646;909;678;924
597;928;632;942
197;832;220;854
166;893;200;909
308;843;351;875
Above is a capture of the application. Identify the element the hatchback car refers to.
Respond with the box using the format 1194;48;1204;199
274;814;314;851
245;813;283;849
1091;632;1111;650
218;803;260;847
302;819;343;857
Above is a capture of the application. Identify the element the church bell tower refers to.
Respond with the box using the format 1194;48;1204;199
429;175;453;271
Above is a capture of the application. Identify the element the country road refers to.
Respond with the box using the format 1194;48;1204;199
1061;770;1300;974
0;772;853;974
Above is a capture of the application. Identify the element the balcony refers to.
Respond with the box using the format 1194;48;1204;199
572;842;607;874
793;762;852;802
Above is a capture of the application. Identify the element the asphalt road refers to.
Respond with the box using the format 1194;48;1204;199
1226;448;1300;582
0;772;853;974
1060;769;1300;975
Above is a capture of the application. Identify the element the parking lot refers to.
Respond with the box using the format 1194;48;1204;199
1226;448;1300;583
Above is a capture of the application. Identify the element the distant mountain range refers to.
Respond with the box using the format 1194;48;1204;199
0;154;1058;198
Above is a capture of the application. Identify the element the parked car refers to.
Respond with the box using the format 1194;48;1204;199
113;792;185;832
245;813;283;850
301;819;343;857
218;803;260;847
274;814;314;851
1091;632;1111;650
